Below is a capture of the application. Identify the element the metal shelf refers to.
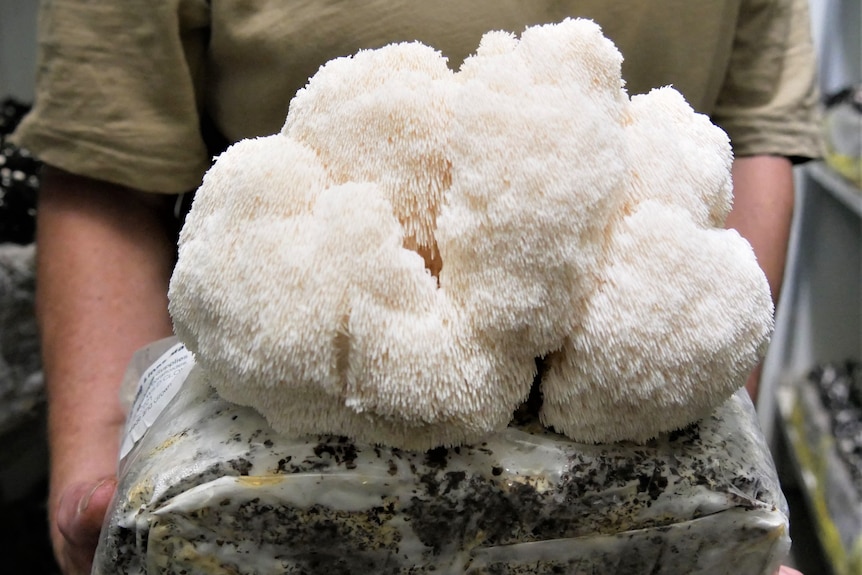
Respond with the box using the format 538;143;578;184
759;162;862;443
808;161;862;219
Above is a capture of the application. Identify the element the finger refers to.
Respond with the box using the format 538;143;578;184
776;567;804;575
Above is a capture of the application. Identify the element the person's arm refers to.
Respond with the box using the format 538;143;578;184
36;167;178;575
725;154;795;401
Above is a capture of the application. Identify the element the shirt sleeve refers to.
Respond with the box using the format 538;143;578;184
10;0;212;194
712;0;824;161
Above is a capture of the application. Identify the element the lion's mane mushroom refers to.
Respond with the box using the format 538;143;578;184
168;18;773;450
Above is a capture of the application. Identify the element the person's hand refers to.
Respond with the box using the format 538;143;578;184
52;477;117;575
777;566;804;575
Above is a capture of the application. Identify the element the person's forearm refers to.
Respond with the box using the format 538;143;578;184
725;155;794;306
725;155;795;400
36;167;177;562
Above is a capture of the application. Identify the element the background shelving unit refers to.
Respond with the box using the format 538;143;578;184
757;2;861;574
759;157;862;573
759;161;862;441
758;0;862;435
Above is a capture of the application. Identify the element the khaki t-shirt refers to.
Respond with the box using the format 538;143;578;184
13;0;822;194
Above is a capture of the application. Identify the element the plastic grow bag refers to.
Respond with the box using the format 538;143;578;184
92;337;791;575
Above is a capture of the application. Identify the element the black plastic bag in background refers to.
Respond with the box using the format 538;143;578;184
0;98;40;245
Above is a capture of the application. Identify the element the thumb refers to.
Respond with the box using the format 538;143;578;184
56;477;117;548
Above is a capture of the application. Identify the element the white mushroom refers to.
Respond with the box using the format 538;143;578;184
169;18;773;449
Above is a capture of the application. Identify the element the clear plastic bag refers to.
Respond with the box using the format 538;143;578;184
93;337;791;574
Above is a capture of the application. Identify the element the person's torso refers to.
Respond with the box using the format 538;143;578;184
197;0;742;141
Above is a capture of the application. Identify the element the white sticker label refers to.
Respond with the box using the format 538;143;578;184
119;342;195;461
